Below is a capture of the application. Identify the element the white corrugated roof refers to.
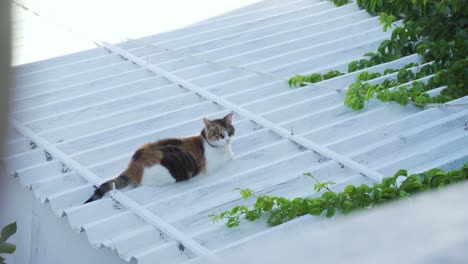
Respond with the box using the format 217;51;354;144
5;0;468;263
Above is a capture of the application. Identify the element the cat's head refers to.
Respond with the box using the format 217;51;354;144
202;113;235;147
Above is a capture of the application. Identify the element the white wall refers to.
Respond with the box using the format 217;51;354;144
0;165;128;264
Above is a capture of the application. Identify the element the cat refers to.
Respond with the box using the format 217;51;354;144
84;113;235;203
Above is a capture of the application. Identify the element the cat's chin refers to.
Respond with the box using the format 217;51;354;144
207;140;230;148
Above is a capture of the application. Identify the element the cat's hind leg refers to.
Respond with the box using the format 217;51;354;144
140;164;176;186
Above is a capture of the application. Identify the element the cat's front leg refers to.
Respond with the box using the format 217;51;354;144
227;146;235;160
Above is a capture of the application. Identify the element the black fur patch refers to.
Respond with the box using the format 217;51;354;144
158;139;183;146
132;149;143;161
160;146;201;182
84;183;111;204
119;175;130;185
200;129;207;139
84;175;130;204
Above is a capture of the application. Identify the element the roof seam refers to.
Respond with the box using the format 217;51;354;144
125;37;341;92
125;31;466;109
102;41;386;182
130;6;366;67
12;75;168;115
13;68;148;102
10;118;218;260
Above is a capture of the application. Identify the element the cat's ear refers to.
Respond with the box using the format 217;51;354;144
223;113;233;125
203;117;213;127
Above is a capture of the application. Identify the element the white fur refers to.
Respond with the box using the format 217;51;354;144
140;132;234;185
140;164;176;186
204;139;234;175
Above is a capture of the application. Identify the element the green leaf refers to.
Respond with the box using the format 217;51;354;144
236;188;254;200
348;61;359;72
326;207;335;218
322;191;337;200
344;85;366;110
381;188;397;199
308;206;324;216
253;198;265;210
288;209;298;220
0;242;16;254
323;70;344;80
226;217;240;227
341;200;355;213
307;73;323;83
365;89;375;100
399;190;410;197
399;177;423;192
393;169;408;178
344;185;356;195
313;181;336;192
297;75;305;86
245;210;261;221
267;211;285;226
382;176;396;188
425;168;446;178
209;213;221;223
0;222;16;243
230;206;240;215
262;197;274;211
379;13;396;32
429;174;446;188
357;184;373;194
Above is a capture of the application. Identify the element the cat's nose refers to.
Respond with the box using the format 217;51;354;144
226;138;231;143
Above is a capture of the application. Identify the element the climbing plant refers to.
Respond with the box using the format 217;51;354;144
209;0;468;230
288;0;468;110
329;0;351;7
0;222;17;264
210;162;468;227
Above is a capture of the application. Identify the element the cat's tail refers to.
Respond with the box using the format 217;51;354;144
84;163;142;204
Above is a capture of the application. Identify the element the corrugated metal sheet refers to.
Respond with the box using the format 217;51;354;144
5;0;468;263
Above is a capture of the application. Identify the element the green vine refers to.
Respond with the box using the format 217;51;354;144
329;0;351;7
0;222;17;264
288;0;468;109
210;162;468;227
288;70;344;87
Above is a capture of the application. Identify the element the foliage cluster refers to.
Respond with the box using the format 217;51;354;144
289;0;468;110
210;163;468;227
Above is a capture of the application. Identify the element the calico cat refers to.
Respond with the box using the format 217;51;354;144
84;113;235;203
